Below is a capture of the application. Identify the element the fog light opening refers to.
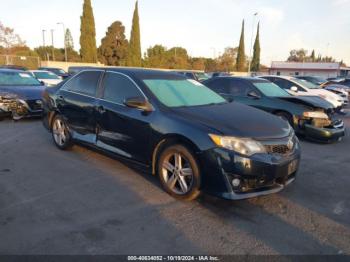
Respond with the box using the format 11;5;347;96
232;178;241;188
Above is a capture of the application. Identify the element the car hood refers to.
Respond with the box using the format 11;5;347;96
276;96;334;110
171;102;292;139
0;85;45;100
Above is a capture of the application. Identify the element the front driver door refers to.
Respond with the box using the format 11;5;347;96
95;71;153;164
56;70;103;143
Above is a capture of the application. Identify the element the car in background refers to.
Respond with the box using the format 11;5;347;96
296;76;327;86
29;70;63;87
42;68;300;201
207;72;232;78
327;78;350;87
260;75;344;110
0;69;45;120
0;65;28;71
68;66;93;76
173;70;210;82
296;76;349;105
38;67;70;79
203;77;345;142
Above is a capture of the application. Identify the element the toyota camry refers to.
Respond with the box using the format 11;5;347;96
42;68;301;201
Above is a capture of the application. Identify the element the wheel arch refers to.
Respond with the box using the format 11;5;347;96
151;134;201;176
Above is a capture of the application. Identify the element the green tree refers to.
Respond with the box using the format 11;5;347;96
127;1;142;67
287;49;308;62
236;20;246;72
79;0;97;62
65;28;74;50
310;49;315;62
144;45;168;68
98;21;128;66
217;47;238;72
251;22;261;72
166;47;189;69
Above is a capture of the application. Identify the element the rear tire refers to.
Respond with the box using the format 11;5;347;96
51;115;73;150
157;144;201;201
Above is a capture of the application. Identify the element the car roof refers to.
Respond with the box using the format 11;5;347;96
29;70;50;73
209;76;268;82
259;75;295;80
0;68;26;73
70;67;187;80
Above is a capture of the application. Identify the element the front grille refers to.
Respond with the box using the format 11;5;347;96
265;144;291;155
261;135;296;155
26;100;43;111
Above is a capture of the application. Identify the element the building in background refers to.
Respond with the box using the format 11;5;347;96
269;62;350;78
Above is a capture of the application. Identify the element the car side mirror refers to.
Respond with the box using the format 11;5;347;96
124;97;154;112
291;86;298;92
247;91;261;99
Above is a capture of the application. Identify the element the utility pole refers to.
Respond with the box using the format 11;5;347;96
42;29;49;61
248;12;258;74
57;22;68;62
51;29;55;61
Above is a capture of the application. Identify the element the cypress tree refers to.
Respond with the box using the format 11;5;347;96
127;1;142;67
236;20;246;72
80;0;97;63
310;49;316;62
251;22;260;72
65;28;74;50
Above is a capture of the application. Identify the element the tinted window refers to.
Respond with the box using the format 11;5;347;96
272;78;294;90
229;80;253;96
64;71;101;96
185;73;196;80
102;72;142;104
205;78;230;93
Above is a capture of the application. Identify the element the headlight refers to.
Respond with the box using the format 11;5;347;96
209;134;266;156
303;111;329;119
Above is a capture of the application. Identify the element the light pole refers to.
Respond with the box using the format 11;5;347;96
57;22;68;62
42;29;49;61
210;47;217;59
51;29;55;61
248;12;258;74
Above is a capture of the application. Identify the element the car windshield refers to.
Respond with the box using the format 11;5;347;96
0;71;41;86
143;78;226;107
253;81;291;97
34;71;60;79
195;72;210;81
293;78;319;89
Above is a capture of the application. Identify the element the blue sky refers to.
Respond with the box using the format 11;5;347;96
1;0;349;65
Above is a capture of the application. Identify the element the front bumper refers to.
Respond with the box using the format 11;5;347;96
199;138;301;200
304;120;345;142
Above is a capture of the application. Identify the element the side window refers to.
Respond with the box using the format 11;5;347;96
273;78;293;90
229;80;253;96
205;79;230;93
63;71;101;97
185;73;195;80
102;72;143;104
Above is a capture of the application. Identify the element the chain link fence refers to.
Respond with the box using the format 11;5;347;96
0;55;40;69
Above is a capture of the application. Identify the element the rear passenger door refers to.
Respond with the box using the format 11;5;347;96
57;70;103;143
95;71;152;164
228;79;265;109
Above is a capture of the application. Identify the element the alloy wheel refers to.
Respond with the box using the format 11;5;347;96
161;152;194;195
52;118;68;146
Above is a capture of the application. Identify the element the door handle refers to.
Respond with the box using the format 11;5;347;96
96;105;106;114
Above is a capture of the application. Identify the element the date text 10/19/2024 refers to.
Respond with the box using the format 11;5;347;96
127;256;220;261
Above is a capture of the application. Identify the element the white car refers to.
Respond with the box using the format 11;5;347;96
29;70;63;87
260;76;344;109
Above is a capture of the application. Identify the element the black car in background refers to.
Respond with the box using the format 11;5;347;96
173;70;210;82
296;76;327;85
203;77;345;142
39;67;70;79
42;68;300;201
0;69;45;120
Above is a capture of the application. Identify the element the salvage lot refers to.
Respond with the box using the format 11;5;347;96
0;111;349;255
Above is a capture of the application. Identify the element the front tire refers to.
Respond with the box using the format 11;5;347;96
51;115;73;150
157;145;201;201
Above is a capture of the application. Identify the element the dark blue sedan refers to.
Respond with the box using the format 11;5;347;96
0;69;45;120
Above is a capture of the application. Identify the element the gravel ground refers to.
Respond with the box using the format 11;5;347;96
0;110;349;255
